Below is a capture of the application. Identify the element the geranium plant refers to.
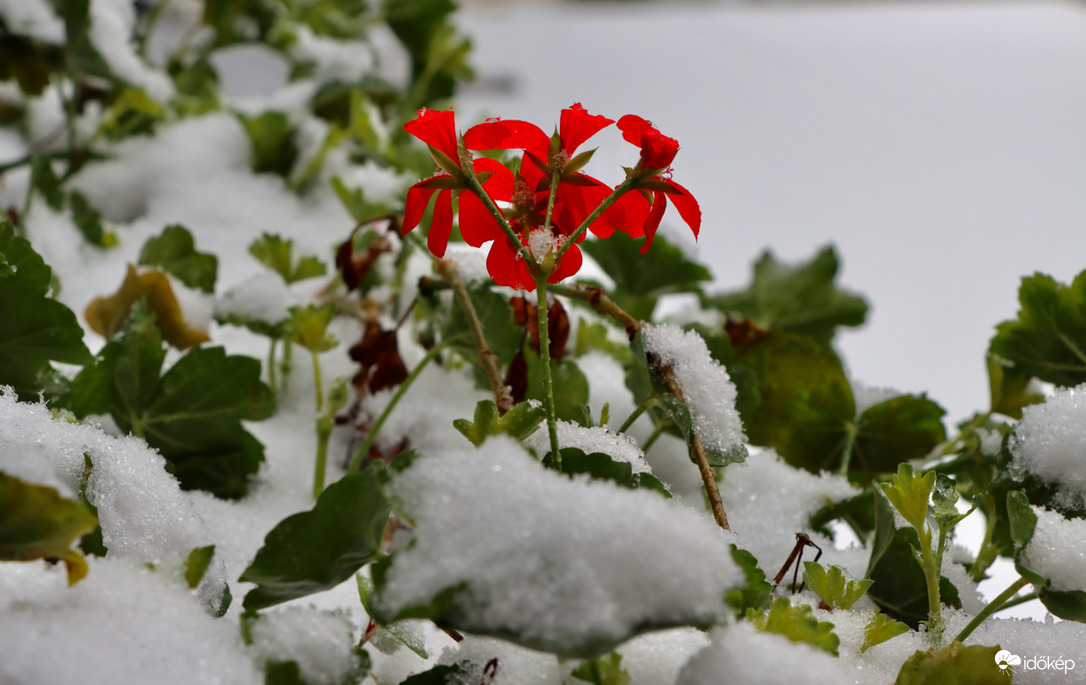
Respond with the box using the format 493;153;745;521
1;1;1086;684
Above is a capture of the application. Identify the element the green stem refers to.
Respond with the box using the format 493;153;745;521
267;337;278;400
955;577;1030;643
534;273;561;470
618;396;657;434
641;421;668;452
311;350;324;413
346;341;450;472
835;423;858;476
313;415;332;500
917;528;944;646
463;162;535;267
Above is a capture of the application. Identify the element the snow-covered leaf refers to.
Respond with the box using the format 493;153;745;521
745;597;839;656
543;448;670;498
240;468;390;611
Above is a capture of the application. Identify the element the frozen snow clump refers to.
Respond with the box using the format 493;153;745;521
1010;383;1086;508
525;420;652;475
1022;505;1086;592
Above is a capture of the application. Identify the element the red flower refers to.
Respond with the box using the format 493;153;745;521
401;109;513;258
616;115;700;254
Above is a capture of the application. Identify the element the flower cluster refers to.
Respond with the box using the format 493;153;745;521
401;104;701;290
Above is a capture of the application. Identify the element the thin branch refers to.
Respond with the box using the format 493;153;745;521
547;283;641;336
436;259;514;413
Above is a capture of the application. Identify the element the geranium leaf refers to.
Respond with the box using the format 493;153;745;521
852;396;947;477
69;190;111;248
746;596;839;656
139;224;218;292
0;222;92;399
702;246;867;345
525;348;589;422
571;652;630;685
880;464;935;532
724;545;773;617
987;355;1044;419
237;111;298;177
443;287;520;365
733;331;855;473
85;264;210;349
240;468;390;611
0;471;98;585
803;561;873;610
454;400;545;447
989;270;1086;387
249;233;327;284
581;232;712;320
894;641;1004;685
861;611;909;653
287;304;337;353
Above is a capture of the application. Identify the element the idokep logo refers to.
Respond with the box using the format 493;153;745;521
995;649;1076;676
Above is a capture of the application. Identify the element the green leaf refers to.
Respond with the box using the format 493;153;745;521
746;597;839;656
932;474;974;531
442;286;520;366
170;57;220;116
30;156;64;211
0;34;66;96
581;233;712;321
987;355;1044;419
71;306;274;497
0;471;98;585
543;448;670;498
400;663;472;685
356;574;430;659
851;396;947;477
384;0;472;109
572;653;630;685
184;544;216;589
802;561;873;610
989;270;1086;387
249;233;327;284
724;545;773;617
240;468;390;611
452;400;545;447
879;464;935;532
1006;490;1038;551
287;304;337;353
525;350;589;422
0;221;92;399
702;246;868;344
332;177;395;226
237;111;299;177
69;190;112;248
139;224;218;292
733;331;855;473
861;611;909;653
894;641;1004;685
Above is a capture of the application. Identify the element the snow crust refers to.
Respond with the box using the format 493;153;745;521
640;322;746;458
0;0;65;42
1010;383;1086;509
378;437;740;648
248;606;365;685
525;419;652;475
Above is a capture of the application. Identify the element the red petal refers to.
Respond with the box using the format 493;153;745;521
487;237;535;291
463;119;549;154
402;184;436;234
474;157;514;200
560;104;613;154
663;180;701;239
458;192;503;247
640;191;667;255
427;189;453;258
549;242;583;284
641;128;679;169
617;114;652;146
594;188;649;239
404;109;459;162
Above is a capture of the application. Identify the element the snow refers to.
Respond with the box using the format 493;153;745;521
1022;505;1086;593
377;437;740;649
88;0;175;103
247;606;365;685
0;0;65;43
640;322;746;459
676;622;852;685
524;419;652;474
1010;384;1086;509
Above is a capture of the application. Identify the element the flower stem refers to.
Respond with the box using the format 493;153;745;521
916;527;944;646
313;415;332;500
462;159;535;267
311;350;324;413
954;576;1030;643
547;284;641;335
346;340;450;473
534;273;562;470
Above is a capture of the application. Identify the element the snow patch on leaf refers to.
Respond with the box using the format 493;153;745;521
1010;383;1086;509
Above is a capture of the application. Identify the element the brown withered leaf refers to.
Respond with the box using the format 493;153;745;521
336;232;392;292
725;316;769;349
349;323;408;395
510;295;570;362
505;349;528;403
85;264;209;349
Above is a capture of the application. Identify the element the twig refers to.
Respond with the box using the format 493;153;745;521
547;283;641;336
436;260;514;414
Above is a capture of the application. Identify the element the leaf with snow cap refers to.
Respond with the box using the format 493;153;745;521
987;355;1044;419
543;448;670;498
1006;493;1086;622
582;233;713;320
240;468;390;611
139;224;218;293
989;270;1086;387
0;471;98;585
894;641;1003;685
0;221;92;399
702;246;868;345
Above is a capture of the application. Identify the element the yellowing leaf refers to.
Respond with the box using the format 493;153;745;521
85;264;209;349
0;471;98;585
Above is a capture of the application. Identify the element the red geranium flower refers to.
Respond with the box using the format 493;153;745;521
616;114;701;254
401;109;513;258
